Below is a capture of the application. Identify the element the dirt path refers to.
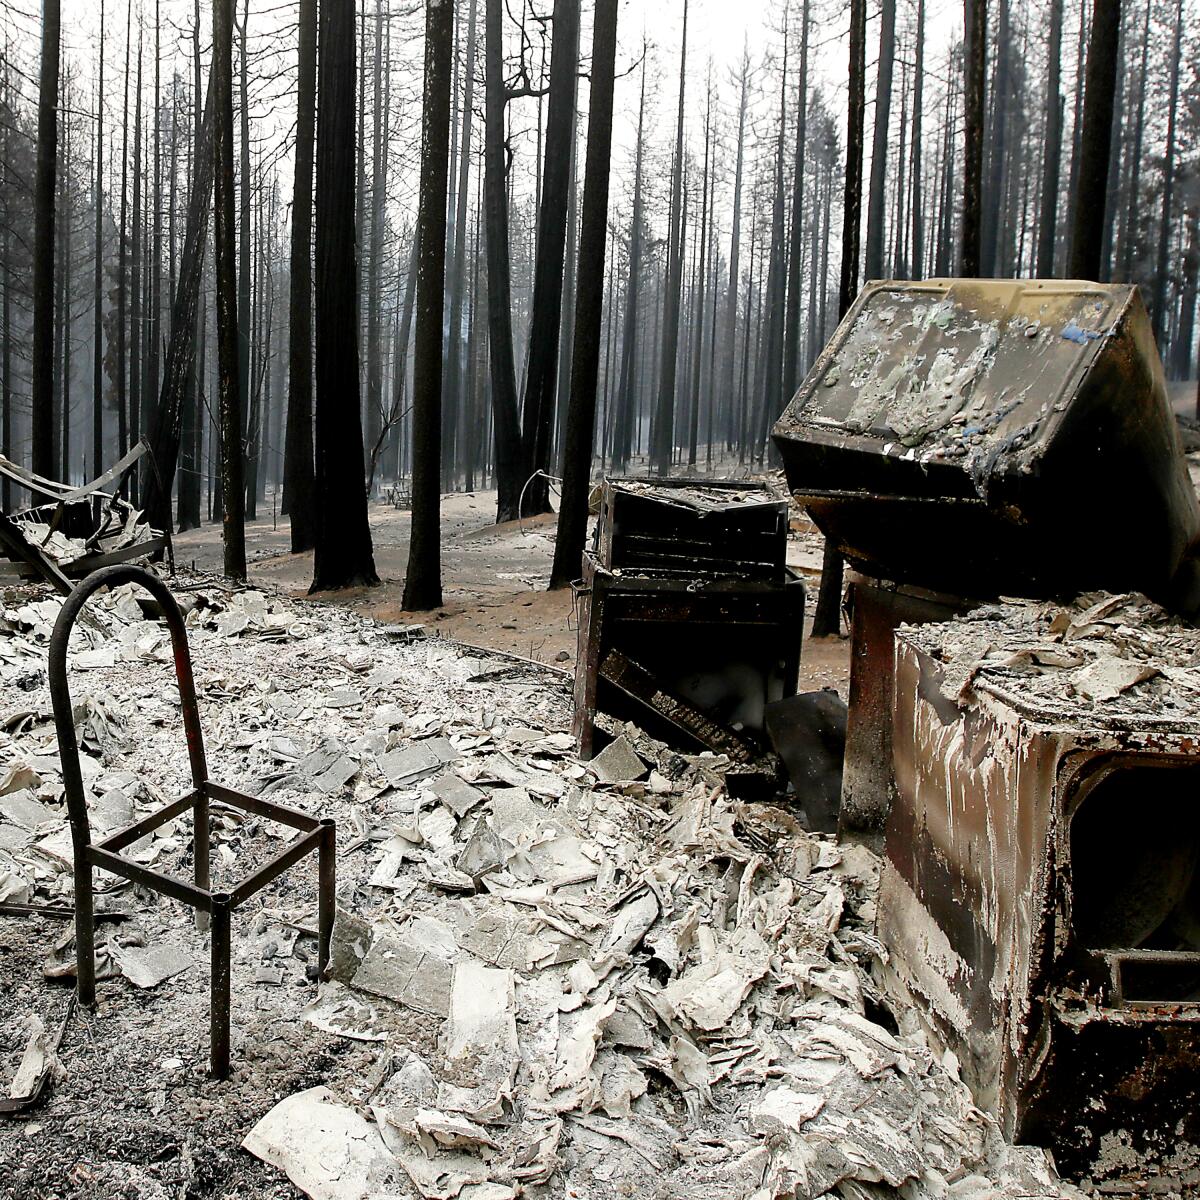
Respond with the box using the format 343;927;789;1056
173;487;850;692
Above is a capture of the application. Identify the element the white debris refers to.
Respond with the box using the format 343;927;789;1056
0;569;1084;1199
439;963;519;1124
242;1086;400;1200
108;941;193;989
301;981;390;1043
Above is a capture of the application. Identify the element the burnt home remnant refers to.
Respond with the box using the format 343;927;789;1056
773;279;1200;1182
772;278;1200;843
572;479;804;788
885;600;1200;1183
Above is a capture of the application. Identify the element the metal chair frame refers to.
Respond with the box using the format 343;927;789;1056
48;565;335;1079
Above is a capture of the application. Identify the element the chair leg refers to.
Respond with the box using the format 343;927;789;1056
74;855;96;1008
194;792;211;933
209;894;231;1080
317;819;336;978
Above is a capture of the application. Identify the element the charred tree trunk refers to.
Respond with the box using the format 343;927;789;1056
142;85;215;540
651;0;689;477
721;50;749;460
236;0;252;500
402;0;454;610
981;0;1009;274
910;0;925;277
178;2;205;532
518;0;581;515
213;0;246;579
365;0;387;485
688;77;712;468
130;33;144;495
784;0;810;399
960;0;986;276
550;0;617;590
312;0;378;590
1037;0;1063;277
93;0;106;479
612;60;647;473
445;0;478;487
483;0;523;522
1068;0;1121;280
864;0;895;281
1150;0;1181;342
283;0;317;551
32;0;61;479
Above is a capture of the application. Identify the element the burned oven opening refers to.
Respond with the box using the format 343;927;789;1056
1069;760;1200;1004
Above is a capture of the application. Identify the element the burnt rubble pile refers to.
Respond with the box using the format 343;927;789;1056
0;571;1076;1199
909;590;1200;720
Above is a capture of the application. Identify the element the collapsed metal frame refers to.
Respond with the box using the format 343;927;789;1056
48;564;335;1079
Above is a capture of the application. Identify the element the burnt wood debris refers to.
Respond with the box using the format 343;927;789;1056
4;0;1200;1196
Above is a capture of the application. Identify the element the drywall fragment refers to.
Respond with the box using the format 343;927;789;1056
589;736;647;784
594;889;659;973
301;981;389;1043
351;933;453;1018
7;1016;53;1100
327;907;374;983
439;963;518;1123
1072;656;1160;702
456;818;506;884
109;941;193;989
242;1086;399;1200
661;928;771;1031
751;1085;826;1135
300;741;359;794
550;992;617;1104
380;738;461;788
431;773;487;818
0;790;53;830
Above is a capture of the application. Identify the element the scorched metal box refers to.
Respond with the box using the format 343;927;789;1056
879;625;1200;1182
572;552;805;762
771;278;1200;611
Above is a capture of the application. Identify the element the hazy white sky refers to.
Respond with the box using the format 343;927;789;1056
5;0;971;246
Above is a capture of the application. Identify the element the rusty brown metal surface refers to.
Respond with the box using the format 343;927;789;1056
49;565;336;1081
879;628;1200;1183
839;576;978;847
771;279;1200;612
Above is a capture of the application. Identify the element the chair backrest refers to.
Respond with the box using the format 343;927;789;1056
49;565;208;850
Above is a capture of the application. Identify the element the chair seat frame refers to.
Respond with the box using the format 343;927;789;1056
48;565;334;1079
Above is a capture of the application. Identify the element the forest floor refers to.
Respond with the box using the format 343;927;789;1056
172;481;852;696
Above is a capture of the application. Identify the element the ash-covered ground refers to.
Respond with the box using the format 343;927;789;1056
1;572;1078;1199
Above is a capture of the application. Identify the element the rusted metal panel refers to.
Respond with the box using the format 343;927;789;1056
839;576;978;847
880;628;1200;1183
771;279;1200;611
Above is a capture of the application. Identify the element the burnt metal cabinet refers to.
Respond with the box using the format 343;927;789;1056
771;278;1200;610
771;278;1200;844
880;629;1200;1182
572;479;804;768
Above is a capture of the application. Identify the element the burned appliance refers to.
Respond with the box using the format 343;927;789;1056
879;598;1200;1185
573;479;804;781
771;278;1200;842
